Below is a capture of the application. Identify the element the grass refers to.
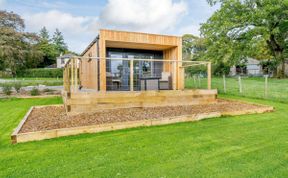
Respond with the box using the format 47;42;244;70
186;76;288;102
0;95;288;177
0;77;63;86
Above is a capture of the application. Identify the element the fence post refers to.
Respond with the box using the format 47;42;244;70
264;75;268;98
71;58;74;92
75;58;78;92
67;63;71;93
193;75;196;88
223;74;226;93
130;59;134;91
63;68;65;90
172;61;177;90
198;75;201;88
207;62;211;90
238;76;242;93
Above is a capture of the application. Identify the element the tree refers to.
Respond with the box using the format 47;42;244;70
0;10;24;31
202;0;288;77
0;11;42;76
39;26;50;42
52;28;68;54
36;27;58;67
182;34;207;61
37;27;73;67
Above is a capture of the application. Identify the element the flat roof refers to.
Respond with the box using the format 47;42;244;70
81;29;181;56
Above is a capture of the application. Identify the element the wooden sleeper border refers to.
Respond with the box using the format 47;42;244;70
11;105;274;144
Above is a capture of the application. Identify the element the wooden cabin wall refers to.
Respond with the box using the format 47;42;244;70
163;37;183;90
81;42;98;90
163;49;173;72
99;34;106;91
100;29;180;46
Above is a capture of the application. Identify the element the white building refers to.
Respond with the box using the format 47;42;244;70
230;58;262;76
56;54;74;68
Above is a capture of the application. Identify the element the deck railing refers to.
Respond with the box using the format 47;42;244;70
63;57;211;93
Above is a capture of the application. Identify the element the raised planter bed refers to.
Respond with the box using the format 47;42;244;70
11;99;274;144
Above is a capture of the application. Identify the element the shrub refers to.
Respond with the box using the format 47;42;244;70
0;71;12;78
30;87;40;96
43;88;54;92
14;82;22;93
18;68;63;78
2;84;12;95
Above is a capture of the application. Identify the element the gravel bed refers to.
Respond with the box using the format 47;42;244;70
19;99;267;133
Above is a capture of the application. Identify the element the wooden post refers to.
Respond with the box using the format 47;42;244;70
63;67;66;91
65;67;68;92
179;67;184;90
67;63;70;93
238;76;242;93
223;74;226;93
207;62;211;90
130;59;134;91
71;58;74;92
264;75;268;97
75;58;78;92
198;75;201;88
173;61;177;90
193;75;196;88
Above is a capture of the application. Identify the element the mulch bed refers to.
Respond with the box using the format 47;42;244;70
19;99;268;133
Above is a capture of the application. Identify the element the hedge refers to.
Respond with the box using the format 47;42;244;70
18;68;63;78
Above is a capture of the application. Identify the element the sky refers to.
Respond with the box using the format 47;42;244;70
0;0;218;53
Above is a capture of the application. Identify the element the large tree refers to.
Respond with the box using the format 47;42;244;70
182;34;207;61
202;0;288;77
36;27;58;67
52;28;68;55
37;27;73;67
39;26;50;42
0;11;42;76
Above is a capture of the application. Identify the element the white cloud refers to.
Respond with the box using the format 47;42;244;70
21;0;188;53
100;0;188;33
0;0;5;7
23;10;100;53
178;24;201;36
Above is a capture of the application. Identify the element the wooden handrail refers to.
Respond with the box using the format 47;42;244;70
64;56;210;64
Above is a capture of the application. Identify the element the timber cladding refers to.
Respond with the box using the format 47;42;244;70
100;29;181;46
80;42;98;89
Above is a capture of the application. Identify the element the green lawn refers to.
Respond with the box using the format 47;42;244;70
0;95;288;177
186;77;288;102
0;78;63;86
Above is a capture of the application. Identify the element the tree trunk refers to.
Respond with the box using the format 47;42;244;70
267;34;285;78
276;52;285;78
282;58;285;76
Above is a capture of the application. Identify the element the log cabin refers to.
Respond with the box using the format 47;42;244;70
62;29;217;114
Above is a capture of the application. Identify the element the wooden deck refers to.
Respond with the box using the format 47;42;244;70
63;89;218;114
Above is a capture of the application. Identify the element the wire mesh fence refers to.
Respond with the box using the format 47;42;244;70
184;64;209;89
185;73;288;102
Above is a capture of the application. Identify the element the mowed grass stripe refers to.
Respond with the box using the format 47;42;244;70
0;96;287;177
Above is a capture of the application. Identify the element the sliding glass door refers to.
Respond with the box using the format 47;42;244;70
106;48;163;91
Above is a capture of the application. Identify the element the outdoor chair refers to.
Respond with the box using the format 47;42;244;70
159;72;172;90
